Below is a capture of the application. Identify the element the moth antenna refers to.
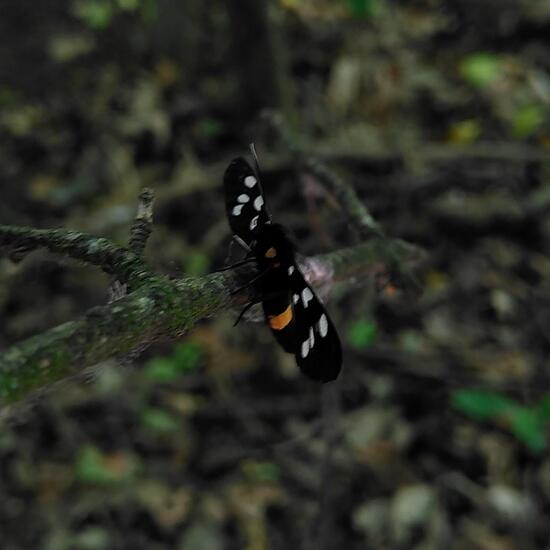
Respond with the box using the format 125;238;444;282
249;142;261;177
214;256;256;273
249;143;272;223
233;234;251;253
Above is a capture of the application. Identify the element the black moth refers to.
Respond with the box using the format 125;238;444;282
222;153;342;382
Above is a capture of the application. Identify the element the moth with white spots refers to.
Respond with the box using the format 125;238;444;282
222;155;342;382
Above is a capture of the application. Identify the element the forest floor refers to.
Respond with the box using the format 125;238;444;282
1;1;550;549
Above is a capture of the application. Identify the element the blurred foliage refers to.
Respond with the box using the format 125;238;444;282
511;104;547;138
0;86;19;107
184;249;210;276
72;0;158;30
346;318;378;350
345;0;381;18
141;407;181;434
2;0;550;547
145;342;204;382
453;390;550;453
447;119;482;144
179;522;224;550
75;445;142;485
242;460;280;483
460;53;504;89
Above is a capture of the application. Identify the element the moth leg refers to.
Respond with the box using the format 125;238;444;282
214;256;257;273
233;287;289;326
233;299;260;326
230;268;269;296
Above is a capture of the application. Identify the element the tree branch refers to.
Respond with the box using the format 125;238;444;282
128;187;154;257
265;111;385;240
0;237;420;406
0;270;227;405
0;225;150;285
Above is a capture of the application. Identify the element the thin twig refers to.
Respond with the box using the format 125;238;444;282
0;225;149;285
128;188;155;256
109;188;156;366
266;111;384;240
265;113;426;292
109;188;155;303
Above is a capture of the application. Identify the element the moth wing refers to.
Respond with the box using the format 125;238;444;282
223;157;271;247
288;264;342;382
263;297;298;354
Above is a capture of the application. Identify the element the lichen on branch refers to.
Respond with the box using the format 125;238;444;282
0;225;150;284
0;234;421;406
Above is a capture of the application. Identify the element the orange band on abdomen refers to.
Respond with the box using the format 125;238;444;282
268;305;293;330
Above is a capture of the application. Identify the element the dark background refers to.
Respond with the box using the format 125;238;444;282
1;0;550;548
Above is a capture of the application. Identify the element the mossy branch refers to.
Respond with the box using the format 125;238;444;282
0;233;420;406
0;225;150;284
0;270;228;404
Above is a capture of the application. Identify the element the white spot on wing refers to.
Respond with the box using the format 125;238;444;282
250;215;259;230
232;204;244;216
237;194;250;203
309;327;315;348
253;196;264;211
301;288;314;308
293;294;299;304
319;314;328;337
288;266;295;276
301;340;309;358
244;175;257;188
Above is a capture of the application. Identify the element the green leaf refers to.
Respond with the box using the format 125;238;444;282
73;0;114;30
511;104;546;138
145;342;203;381
48;34;96;63
185;250;209;276
536;396;550;421
195;118;223;139
452;390;516;421
346;0;380;18
75;445;140;485
173;342;203;373
144;357;180;382
453;391;549;453
243;460;280;482
141;408;180;433
346;319;377;350
509;408;547;453
448;119;482;144
75;446;112;485
460;53;503;89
